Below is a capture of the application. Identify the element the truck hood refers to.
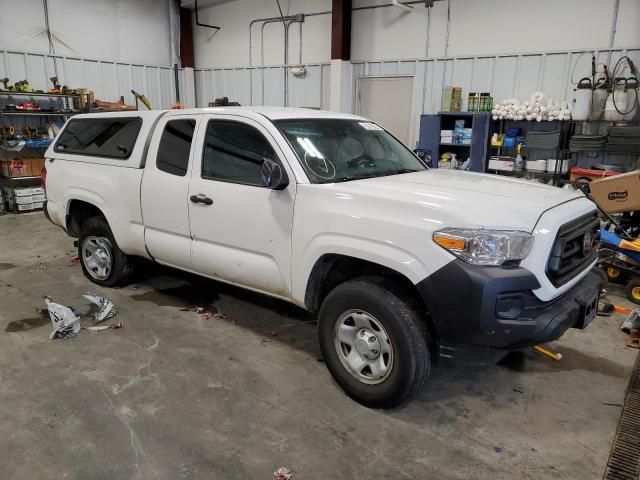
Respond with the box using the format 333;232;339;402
324;169;586;232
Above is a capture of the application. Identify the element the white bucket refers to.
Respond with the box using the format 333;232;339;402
623;84;638;121
572;88;591;120
604;88;626;121
590;89;608;121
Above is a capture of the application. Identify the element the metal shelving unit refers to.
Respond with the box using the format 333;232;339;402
0;91;85;211
418;112;491;171
488;119;573;186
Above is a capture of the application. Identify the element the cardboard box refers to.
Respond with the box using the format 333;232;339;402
31;186;46;203
441;87;462;112
1;159;30;177
589;170;640;213
30;158;45;176
526;160;547;172
16;202;34;211
2;186;35;211
488;157;515;171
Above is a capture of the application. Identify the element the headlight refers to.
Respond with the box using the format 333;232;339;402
433;228;534;266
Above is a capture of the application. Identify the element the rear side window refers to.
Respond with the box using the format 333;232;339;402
202;120;276;186
54;117;142;159
156;119;196;176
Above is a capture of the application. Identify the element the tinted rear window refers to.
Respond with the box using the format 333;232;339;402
54;117;142;159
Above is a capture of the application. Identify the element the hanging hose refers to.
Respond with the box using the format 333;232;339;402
570;51;595;85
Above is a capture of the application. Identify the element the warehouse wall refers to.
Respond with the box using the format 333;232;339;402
352;0;640;61
193;0;332;68
0;0;174;66
192;0;639;68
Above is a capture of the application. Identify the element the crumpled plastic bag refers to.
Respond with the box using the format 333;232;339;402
45;296;81;339
82;294;117;324
622;310;640;333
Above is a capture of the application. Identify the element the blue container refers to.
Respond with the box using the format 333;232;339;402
503;136;516;148
505;127;521;137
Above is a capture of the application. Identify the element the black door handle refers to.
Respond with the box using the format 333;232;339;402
190;194;213;205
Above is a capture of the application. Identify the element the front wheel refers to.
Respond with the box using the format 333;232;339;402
78;216;135;287
318;277;431;408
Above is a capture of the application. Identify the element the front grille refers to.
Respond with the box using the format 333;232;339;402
603;352;640;480
546;211;600;287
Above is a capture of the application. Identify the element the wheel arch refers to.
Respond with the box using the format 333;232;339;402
66;199;107;237
304;254;431;319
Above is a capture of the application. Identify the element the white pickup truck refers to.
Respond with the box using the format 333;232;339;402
43;107;601;407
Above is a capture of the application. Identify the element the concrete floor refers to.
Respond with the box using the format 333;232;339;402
0;212;637;480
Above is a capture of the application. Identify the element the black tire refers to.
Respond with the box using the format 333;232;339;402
78;216;135;287
318;277;431;408
625;278;640;305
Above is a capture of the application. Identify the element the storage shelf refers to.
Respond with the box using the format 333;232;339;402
569;150;640;155
0;91;80;98
439;111;491;116
488;169;561;178
0;175;41;180
0;111;75;117
440;143;471;147
490;145;559;150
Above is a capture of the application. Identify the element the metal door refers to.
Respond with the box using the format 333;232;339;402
357;76;414;145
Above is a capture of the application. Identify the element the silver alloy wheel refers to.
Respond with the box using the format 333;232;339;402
333;309;394;385
82;236;113;281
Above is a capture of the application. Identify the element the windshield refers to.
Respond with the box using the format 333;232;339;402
274;119;427;183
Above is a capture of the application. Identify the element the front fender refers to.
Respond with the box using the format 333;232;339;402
291;233;452;306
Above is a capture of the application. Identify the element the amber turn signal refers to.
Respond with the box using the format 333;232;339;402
433;234;466;251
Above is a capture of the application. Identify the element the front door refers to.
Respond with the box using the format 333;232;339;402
188;115;295;298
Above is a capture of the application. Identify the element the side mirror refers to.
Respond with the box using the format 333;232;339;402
260;158;288;190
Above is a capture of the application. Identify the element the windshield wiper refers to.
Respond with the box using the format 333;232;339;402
333;169;421;183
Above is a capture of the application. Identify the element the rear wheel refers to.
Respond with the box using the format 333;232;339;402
625;278;640;305
318;277;431;408
78;216;134;287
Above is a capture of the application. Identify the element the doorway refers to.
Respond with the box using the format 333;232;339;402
357;76;414;146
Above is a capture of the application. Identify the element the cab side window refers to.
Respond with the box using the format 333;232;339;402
156;119;196;176
201;120;277;186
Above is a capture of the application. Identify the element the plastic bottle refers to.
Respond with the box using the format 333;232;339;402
468;92;477;112
514;144;524;172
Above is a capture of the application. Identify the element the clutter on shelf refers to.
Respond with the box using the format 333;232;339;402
492;92;572;122
570;53;639;122
1;185;46;212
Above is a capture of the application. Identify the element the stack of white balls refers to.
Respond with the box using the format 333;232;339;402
491;91;572;122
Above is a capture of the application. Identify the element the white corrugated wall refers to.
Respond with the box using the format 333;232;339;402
0;50;194;109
